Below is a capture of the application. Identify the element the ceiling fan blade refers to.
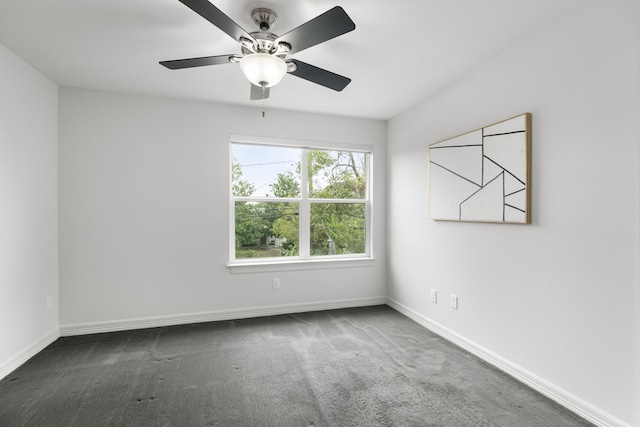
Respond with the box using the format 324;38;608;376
250;84;270;100
178;0;256;43
275;6;355;55
287;59;351;91
160;55;235;70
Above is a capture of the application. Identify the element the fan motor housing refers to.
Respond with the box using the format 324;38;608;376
242;31;276;54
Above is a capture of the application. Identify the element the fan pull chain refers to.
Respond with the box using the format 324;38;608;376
262;86;266;118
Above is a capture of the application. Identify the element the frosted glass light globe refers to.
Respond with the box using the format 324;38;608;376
239;53;287;88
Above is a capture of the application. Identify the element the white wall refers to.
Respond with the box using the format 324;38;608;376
58;88;386;331
0;43;59;379
387;2;639;427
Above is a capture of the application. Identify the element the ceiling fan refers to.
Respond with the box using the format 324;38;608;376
160;0;356;100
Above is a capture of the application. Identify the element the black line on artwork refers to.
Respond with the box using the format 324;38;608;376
483;155;525;186
430;161;482;188
430;144;483;149
482;155;503;183
505;187;526;197
481;127;485;185
503;170;506;221
483;130;525;137
505;204;525;213
458;171;504;220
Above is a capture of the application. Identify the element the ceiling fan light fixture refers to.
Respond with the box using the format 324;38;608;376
240;53;287;88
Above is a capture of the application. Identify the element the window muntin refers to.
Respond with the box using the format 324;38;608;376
231;139;371;263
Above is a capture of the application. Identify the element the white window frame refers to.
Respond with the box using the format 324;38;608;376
228;134;374;273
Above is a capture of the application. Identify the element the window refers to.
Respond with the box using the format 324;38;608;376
230;135;371;265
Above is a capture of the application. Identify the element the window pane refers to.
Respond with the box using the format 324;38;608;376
235;201;299;258
232;144;300;197
308;150;367;199
310;203;366;255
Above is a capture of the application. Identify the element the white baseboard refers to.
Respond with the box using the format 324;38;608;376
0;326;60;381
386;298;631;427
60;296;388;336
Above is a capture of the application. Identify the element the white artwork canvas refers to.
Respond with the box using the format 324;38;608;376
428;113;531;224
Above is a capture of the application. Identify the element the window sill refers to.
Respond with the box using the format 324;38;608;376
227;257;375;274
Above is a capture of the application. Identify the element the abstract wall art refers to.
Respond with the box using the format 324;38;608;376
428;113;531;224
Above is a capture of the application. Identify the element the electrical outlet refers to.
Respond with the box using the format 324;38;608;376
450;294;458;310
46;296;53;311
272;278;281;290
430;289;437;303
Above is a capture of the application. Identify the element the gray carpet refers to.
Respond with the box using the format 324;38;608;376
0;305;593;427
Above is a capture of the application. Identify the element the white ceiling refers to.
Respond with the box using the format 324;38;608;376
0;0;584;120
